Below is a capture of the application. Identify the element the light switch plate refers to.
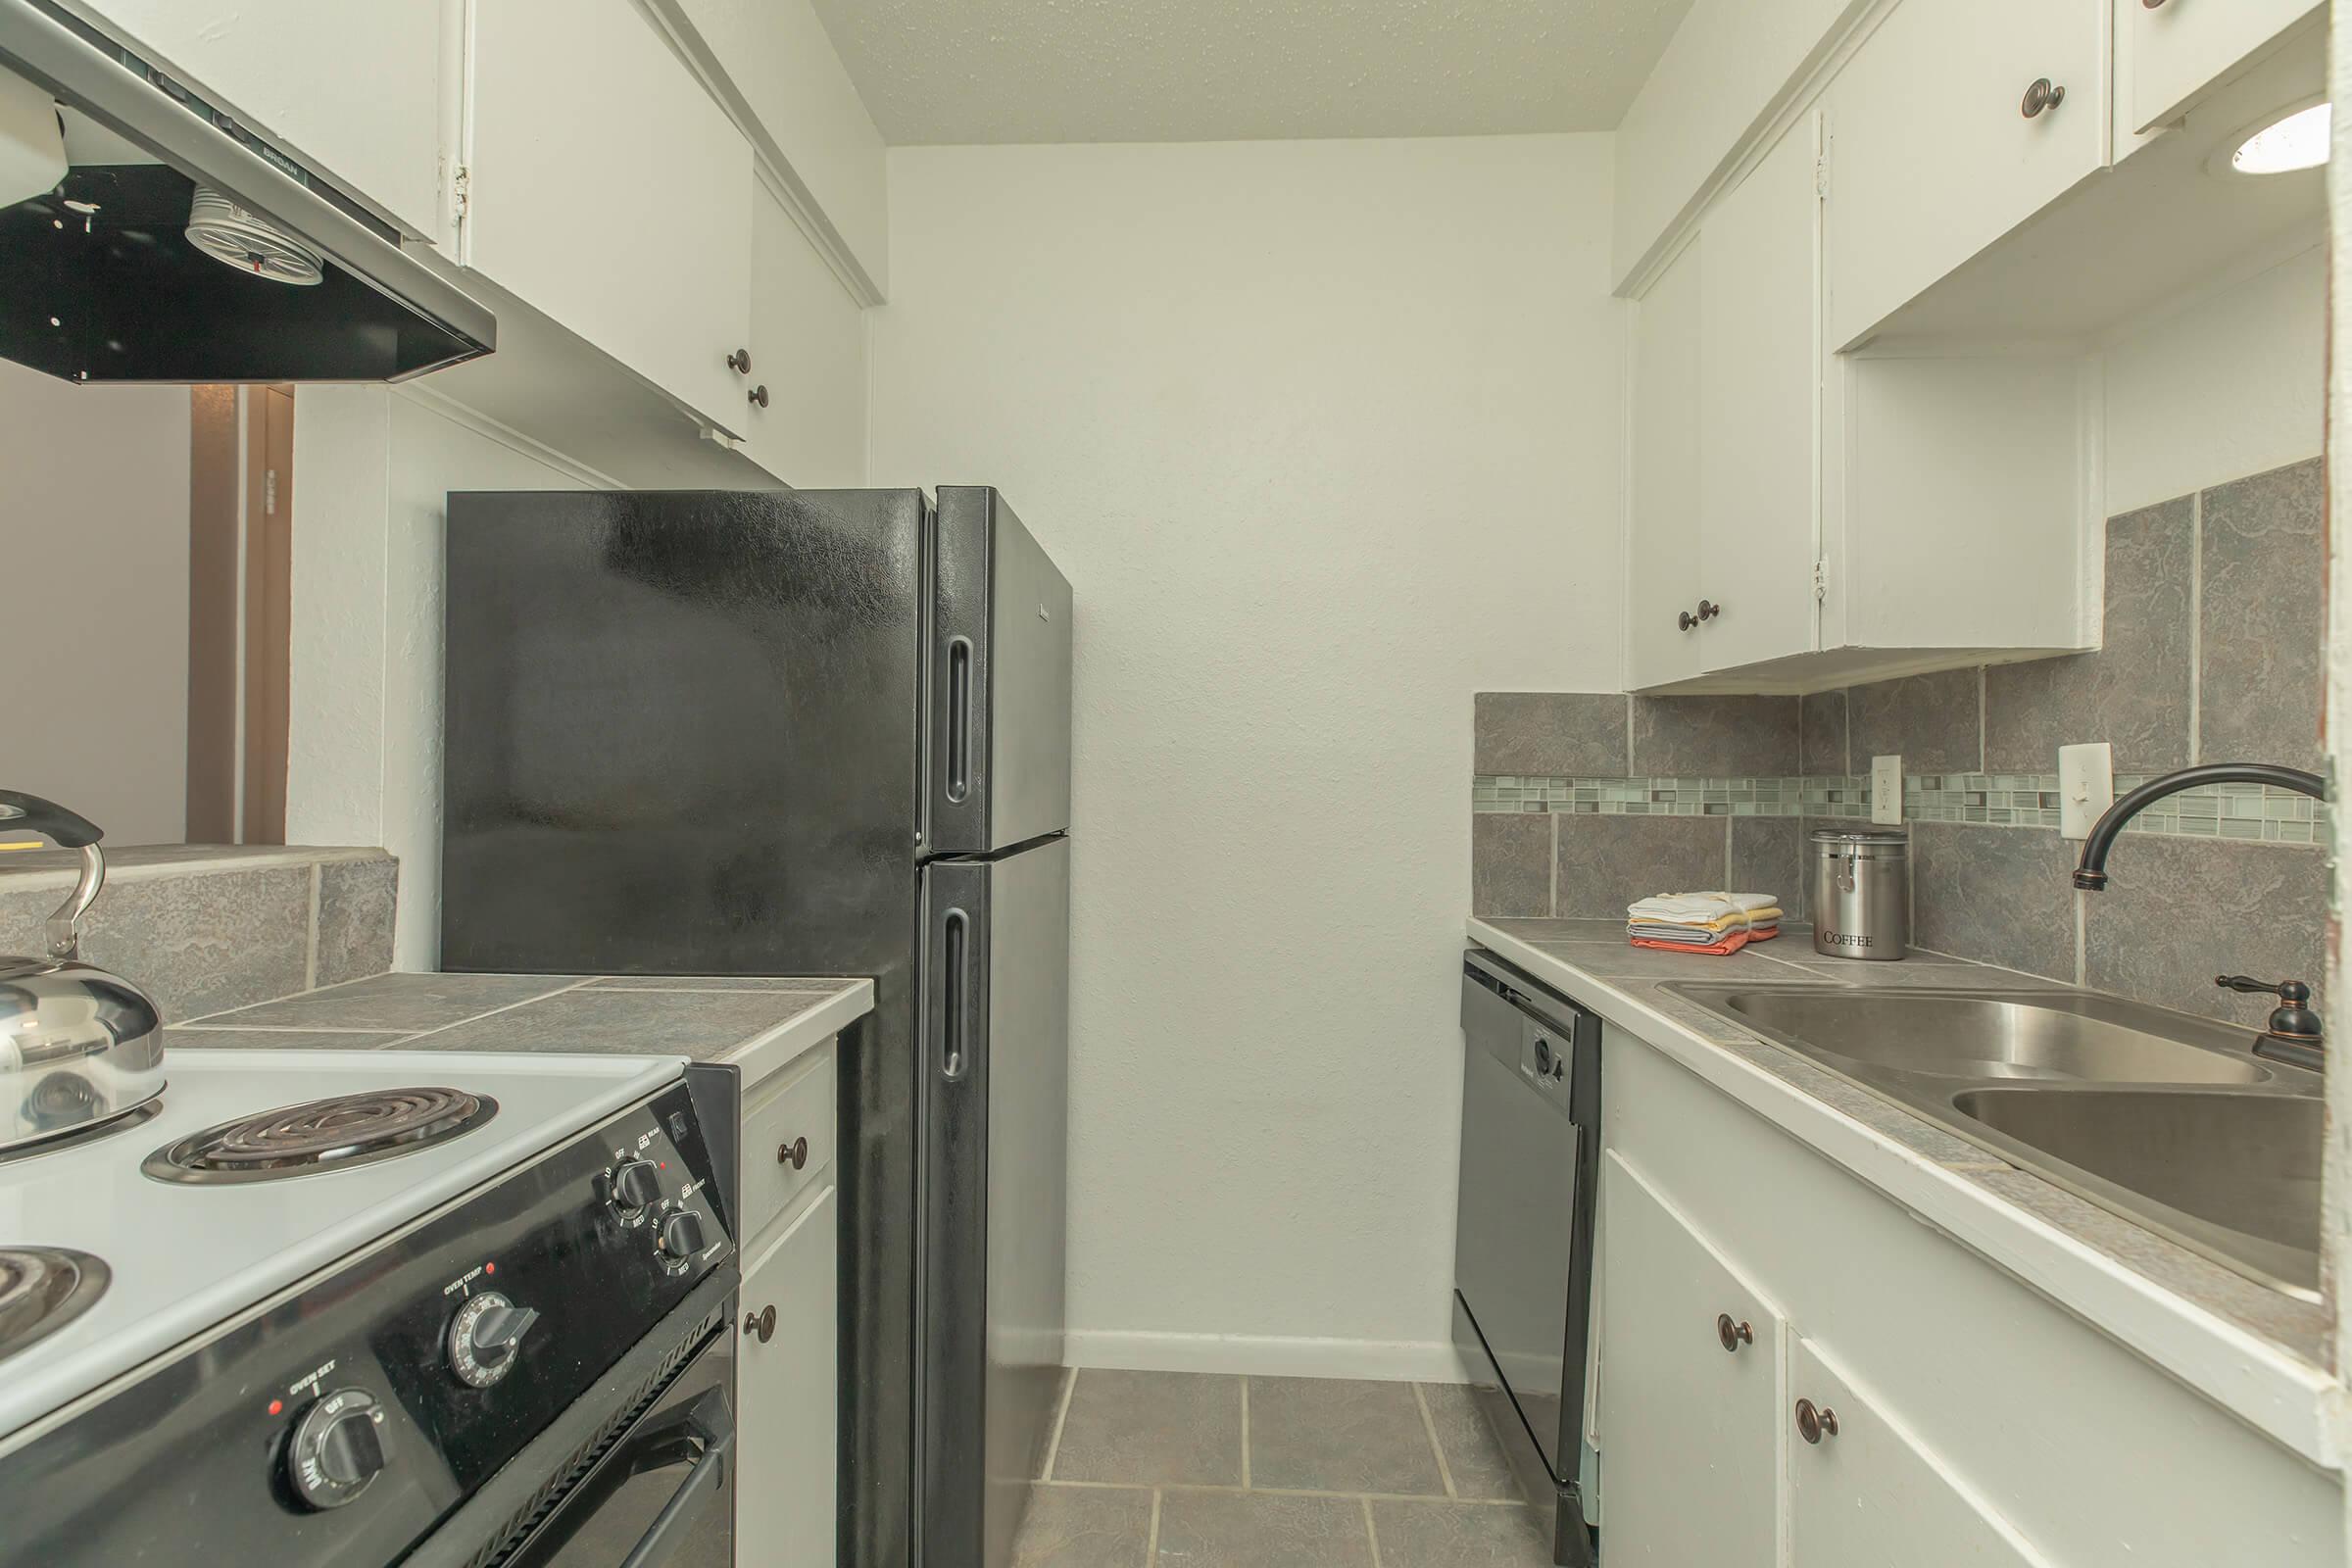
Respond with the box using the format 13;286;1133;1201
2059;743;2114;840
1870;755;1903;824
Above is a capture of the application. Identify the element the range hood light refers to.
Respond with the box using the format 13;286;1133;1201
184;184;321;284
2230;98;2331;175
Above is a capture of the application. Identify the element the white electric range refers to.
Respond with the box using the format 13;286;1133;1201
0;1047;743;1567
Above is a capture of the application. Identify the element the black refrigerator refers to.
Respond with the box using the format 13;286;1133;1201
439;485;1072;1568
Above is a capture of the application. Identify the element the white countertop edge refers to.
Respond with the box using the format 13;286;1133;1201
723;980;875;1086
1466;917;2338;1470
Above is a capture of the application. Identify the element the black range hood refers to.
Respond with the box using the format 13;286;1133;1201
0;0;494;383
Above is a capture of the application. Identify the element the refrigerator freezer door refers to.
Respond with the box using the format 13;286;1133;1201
927;487;1074;855
919;839;1071;1568
442;487;926;977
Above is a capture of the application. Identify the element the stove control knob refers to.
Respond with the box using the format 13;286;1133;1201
448;1290;541;1389
288;1388;389;1510
611;1158;662;1216
657;1208;708;1269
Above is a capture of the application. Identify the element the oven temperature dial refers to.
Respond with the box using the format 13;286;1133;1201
448;1291;541;1389
610;1158;662;1217
656;1208;707;1273
288;1387;389;1510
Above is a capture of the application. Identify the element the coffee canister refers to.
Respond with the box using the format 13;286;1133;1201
1809;827;1910;960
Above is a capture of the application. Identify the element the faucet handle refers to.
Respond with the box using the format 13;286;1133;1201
2216;974;2309;1003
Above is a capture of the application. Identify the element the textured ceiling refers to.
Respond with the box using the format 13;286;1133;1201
808;0;1697;145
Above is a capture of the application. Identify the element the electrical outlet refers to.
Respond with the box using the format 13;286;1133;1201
2059;743;2114;840
1870;755;1903;824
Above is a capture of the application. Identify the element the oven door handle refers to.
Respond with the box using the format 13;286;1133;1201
618;1398;736;1568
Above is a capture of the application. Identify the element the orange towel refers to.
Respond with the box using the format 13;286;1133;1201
1629;926;1780;956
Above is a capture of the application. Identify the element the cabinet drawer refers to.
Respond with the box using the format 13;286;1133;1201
741;1046;836;1245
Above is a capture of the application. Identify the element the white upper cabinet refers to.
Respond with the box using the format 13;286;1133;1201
73;0;446;239
658;0;890;298
466;0;755;437
745;176;867;488
1626;237;1705;691
1695;117;1820;674
2128;0;2325;134
1824;0;2105;350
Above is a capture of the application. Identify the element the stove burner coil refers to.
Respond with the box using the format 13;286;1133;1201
0;1248;110;1363
142;1088;498;1185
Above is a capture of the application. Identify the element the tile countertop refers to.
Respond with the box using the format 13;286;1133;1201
169;971;876;1088
1466;916;2337;1470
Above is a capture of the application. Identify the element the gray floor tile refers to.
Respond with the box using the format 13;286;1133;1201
1368;1500;1554;1568
1012;1484;1153;1568
1415;1385;1520;1501
1247;1377;1444;1496
1054;1371;1244;1487
1153;1490;1372;1567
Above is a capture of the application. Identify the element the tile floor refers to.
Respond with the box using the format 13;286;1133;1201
1011;1370;1558;1568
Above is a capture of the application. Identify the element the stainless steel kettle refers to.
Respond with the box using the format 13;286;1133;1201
0;792;165;1152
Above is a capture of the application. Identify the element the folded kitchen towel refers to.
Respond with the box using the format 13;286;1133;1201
1629;926;1781;956
1626;891;1781;923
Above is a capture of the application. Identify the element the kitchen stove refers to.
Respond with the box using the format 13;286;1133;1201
0;1047;740;1567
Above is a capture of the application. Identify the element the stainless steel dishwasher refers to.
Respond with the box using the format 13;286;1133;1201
1452;948;1601;1568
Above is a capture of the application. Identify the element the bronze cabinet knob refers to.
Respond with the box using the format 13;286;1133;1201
1678;610;1698;632
749;384;770;409
1715;1313;1753;1352
1795;1397;1839;1444
727;348;753;374
777;1136;808;1170
1696;599;1721;622
744;1304;776;1344
2021;77;2066;119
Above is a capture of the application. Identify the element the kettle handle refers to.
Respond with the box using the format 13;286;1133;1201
0;792;104;849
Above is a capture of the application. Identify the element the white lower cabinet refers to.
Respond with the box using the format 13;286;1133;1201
1595;1030;2342;1566
738;1181;837;1568
1787;1334;2041;1568
1596;1153;1781;1566
732;1041;840;1568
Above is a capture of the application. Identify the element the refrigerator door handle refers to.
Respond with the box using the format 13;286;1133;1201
945;637;974;807
941;906;971;1081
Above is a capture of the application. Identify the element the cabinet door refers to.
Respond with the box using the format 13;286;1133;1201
77;0;445;239
1788;1333;2049;1568
1697;115;1820;673
467;0;754;435
2129;0;2322;133
745;178;867;488
1626;237;1705;691
1824;0;2104;349
738;1184;838;1568
1596;1152;1781;1566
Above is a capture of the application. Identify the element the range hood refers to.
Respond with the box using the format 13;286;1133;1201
0;0;493;383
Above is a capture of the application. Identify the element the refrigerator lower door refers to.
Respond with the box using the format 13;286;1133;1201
918;839;1071;1568
926;487;1074;856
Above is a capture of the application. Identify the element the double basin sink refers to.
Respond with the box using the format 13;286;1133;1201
1664;985;2324;1300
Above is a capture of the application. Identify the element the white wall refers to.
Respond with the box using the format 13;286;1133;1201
2102;241;2326;517
0;360;190;845
287;388;593;965
868;135;1622;1377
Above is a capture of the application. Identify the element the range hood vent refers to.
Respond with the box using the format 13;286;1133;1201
0;0;493;383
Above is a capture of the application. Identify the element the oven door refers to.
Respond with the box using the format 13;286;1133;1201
505;1331;735;1568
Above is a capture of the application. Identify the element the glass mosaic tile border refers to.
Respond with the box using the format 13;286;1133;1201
1803;773;2329;844
1474;776;1806;817
1477;773;2328;844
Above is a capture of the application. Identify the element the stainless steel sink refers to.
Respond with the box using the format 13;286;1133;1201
1694;990;2272;1085
1665;984;2323;1298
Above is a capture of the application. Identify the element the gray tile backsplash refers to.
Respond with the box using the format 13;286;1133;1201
1630;695;1800;776
1471;459;2327;1027
0;848;398;1022
1848;668;1982;774
1473;692;1628;776
2198;460;2325;773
